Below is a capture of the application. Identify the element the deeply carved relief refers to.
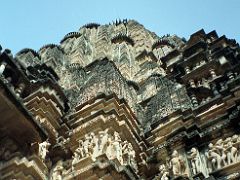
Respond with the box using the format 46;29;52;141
154;150;188;179
206;134;240;172
188;147;206;176
50;161;64;180
50;160;71;180
169;150;188;177
178;134;240;178
143;75;192;125
154;164;170;180
38;140;51;161
71;130;138;171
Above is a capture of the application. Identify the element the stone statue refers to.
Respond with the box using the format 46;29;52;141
112;131;123;163
83;134;91;156
0;62;6;75
121;140;129;165
91;131;101;159
169;150;186;177
215;139;227;167
158;164;170;180
51;161;64;180
72;140;85;169
89;132;97;155
206;143;221;171
38;139;51;161
202;78;210;89
106;134;113;159
231;134;240;161
98;129;108;154
122;140;129;154
72;151;79;166
127;143;137;171
224;137;238;165
76;140;85;158
189;147;203;175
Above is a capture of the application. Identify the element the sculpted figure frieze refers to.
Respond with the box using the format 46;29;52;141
188;147;206;176
154;164;170;180
38;139;51;161
206;134;240;172
154;150;188;179
71;130;138;171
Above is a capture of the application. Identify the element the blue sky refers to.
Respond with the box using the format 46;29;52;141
0;0;239;54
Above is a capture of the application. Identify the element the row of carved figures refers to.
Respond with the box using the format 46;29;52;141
155;134;240;180
206;134;240;172
36;130;138;179
72;129;138;171
37;134;240;179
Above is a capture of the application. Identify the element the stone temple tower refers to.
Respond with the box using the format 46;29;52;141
0;19;240;179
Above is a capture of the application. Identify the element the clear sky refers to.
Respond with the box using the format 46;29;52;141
0;0;239;54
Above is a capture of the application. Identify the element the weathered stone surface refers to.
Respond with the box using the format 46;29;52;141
0;20;240;179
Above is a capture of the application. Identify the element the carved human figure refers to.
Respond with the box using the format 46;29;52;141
38;140;51;161
89;132;97;154
169;150;186;176
51;161;64;180
98;129;108;154
83;134;91;156
215;139;227;166
202;78;210;89
112;131;123;163
158;164;170;180
230;135;239;162
127;143;135;163
122;140;129;164
0;62;6;75
72;142;86;169
140;153;147;166
77;140;85;158
231;134;239;145
206;143;221;171
105;134;113;159
189;147;203;174
72;151;79;166
224;137;238;165
127;143;137;171
232;134;240;161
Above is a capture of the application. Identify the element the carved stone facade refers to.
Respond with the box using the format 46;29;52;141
0;20;240;179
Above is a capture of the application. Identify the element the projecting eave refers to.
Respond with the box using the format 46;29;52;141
0;76;48;143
